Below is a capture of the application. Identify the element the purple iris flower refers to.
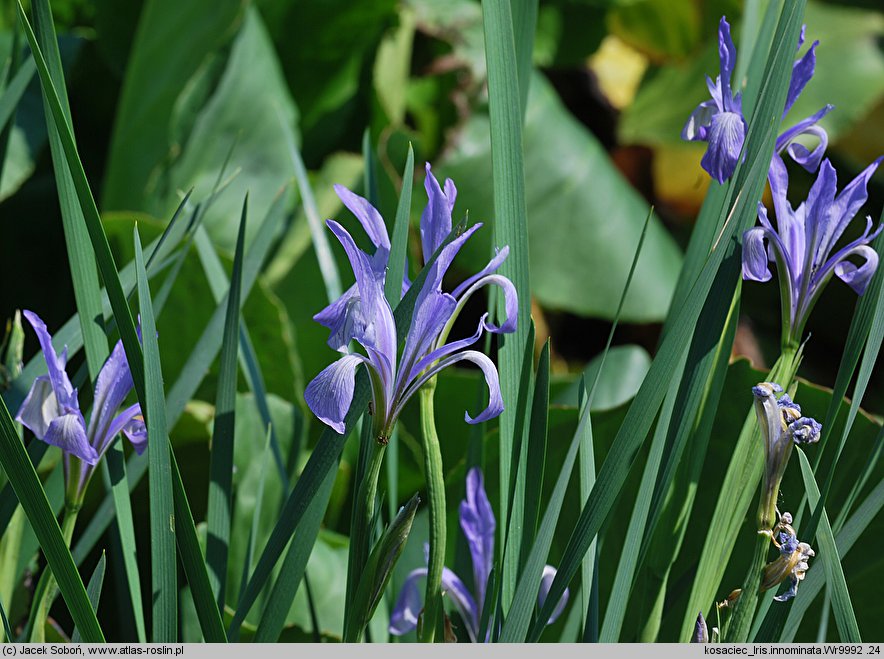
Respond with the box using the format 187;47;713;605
389;468;568;641
743;154;882;344
16;311;147;500
305;164;517;441
683;18;833;183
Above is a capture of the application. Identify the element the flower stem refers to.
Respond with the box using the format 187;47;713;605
418;379;445;643
28;503;80;642
725;532;771;642
342;428;387;642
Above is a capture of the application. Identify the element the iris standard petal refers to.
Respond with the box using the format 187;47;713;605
313;284;362;352
538;565;570;624
16;376;59;440
834;244;879;295
701;111;746;184
304;354;365;434
805;159;839;263
333;184;391;252
399;289;456;381
825;157;883;255
460;468;495;610
420;163;456;265
424;223;483;294
22;310;76;409
784;40;818;116
784;124;829;173
44;412;97;465
742;225;774;282
87;339;136;455
326;220;383;326
716;17;738;108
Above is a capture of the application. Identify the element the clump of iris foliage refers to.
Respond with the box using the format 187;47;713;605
0;0;882;645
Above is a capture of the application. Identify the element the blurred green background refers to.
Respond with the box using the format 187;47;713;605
0;0;882;641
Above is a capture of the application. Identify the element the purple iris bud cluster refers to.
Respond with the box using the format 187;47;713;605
304;164;518;440
16;311;147;500
683;18;832;183
388;468;568;641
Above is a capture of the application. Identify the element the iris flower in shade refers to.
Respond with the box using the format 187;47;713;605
682;18;833;183
752;383;821;530
16;311;146;501
743;155;882;345
305;164;518;441
760;513;815;602
389;468;568;641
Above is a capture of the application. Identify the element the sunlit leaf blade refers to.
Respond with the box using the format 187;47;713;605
796;450;860;642
511;0;537;116
72;553;105;643
134;226;177;642
481;0;532;611
206;198;248;607
501;205;651;643
521;341;550;553
0;399;103;641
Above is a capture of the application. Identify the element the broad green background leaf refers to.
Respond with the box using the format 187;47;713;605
101;0;243;212
553;344;651;411
439;73;682;322
165;7;298;249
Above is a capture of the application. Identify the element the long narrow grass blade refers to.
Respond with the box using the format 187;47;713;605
30;0;108;379
0;591;10;642
578;380;597;639
192;226;290;487
277;107;341;301
510;0;537;117
482;0;532;611
0;400;103;641
796;450;860;641
18;2;143;403
72;553;105;643
170;453;227;642
229;222;470;637
599;365;683;641
384;144;413;306
102;448;146;642
521;341;550;553
134;226;177;642
253;466;337;642
0;57;34;130
806;228;884;537
70;195;286;568
206;198;248;607
500;205;652;643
